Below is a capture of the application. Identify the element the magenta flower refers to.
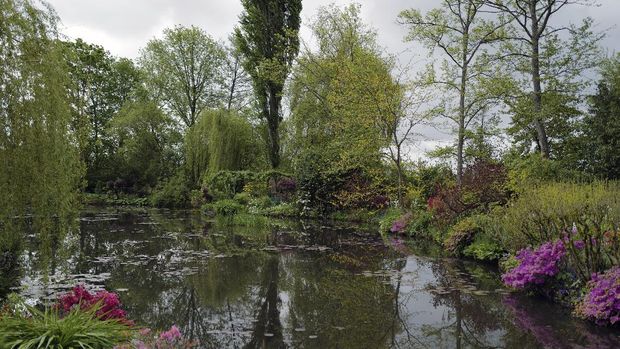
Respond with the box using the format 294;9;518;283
56;285;130;323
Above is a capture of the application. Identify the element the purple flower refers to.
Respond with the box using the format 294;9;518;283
502;240;566;289
576;267;620;326
573;240;585;250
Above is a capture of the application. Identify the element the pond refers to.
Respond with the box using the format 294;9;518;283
12;208;620;348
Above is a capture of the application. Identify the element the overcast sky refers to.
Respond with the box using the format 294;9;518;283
46;0;620;160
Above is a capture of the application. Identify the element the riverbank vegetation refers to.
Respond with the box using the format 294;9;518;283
1;0;619;337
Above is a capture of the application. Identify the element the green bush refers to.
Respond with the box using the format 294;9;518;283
505;154;590;193
463;238;504;261
263;203;298;217
203;170;295;201
405;210;434;237
379;208;403;233
444;216;481;256
208;199;244;216
0;302;130;348
233;192;251;205
150;173;191;208
248;196;274;212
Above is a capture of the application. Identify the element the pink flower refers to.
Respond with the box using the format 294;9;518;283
159;325;182;342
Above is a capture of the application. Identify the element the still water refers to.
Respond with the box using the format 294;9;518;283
14;208;620;348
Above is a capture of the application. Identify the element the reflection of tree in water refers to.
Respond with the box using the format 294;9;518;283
281;239;406;348
246;255;285;349
422;260;507;348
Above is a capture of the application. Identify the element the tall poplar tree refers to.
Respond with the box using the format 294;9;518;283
235;0;302;168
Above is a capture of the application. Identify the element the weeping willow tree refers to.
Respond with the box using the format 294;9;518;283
185;109;263;186
0;0;83;292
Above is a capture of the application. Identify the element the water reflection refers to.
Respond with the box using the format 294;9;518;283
12;208;620;348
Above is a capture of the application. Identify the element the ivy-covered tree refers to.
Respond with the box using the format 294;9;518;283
234;0;302;168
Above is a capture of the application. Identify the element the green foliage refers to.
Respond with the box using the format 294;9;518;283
505;154;590;193
208;200;244;216
150;172;191;208
262;202;298;217
82;193;149;207
0;303;130;348
61;38;141;191
235;0;302;168
204;171;259;200
0;0;83;269
379;208;403;234
139;25;227;128
481;181;620;278
248;196;274;213
444;216;481;256
404;210;434;237
576;54;620;179
109;98;181;192
203;170;292;201
463;239;504;262
233;192;251;206
405;161;454;209
185;110;264;186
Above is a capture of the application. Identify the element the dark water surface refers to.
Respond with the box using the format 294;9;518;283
15;208;620;348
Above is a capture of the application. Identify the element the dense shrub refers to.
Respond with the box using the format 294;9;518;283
443;216;481;256
429;160;508;225
483;181;620;279
207;199;244;216
204;170;294;201
404;210;434;237
505;154;590;193
150;173;191;208
463;239;504;262
379;209;404;233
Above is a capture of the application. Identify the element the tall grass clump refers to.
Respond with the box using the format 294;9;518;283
0;303;131;348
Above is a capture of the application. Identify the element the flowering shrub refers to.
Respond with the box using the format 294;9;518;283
502;240;566;289
57;285;130;323
575;267;620;326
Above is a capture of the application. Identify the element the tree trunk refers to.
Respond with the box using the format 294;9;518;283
267;86;281;169
529;1;550;158
457;32;469;187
